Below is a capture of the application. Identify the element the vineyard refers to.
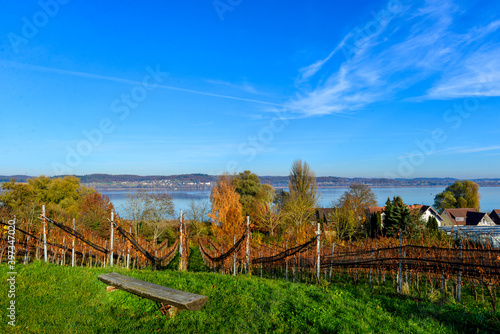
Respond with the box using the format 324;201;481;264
2;210;500;312
198;224;500;310
1;213;179;271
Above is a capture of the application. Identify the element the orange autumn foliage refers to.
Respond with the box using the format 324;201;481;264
208;174;243;241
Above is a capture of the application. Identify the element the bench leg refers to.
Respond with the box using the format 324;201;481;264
157;303;179;317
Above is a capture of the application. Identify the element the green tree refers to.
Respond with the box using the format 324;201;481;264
283;194;315;226
0;179;38;226
433;180;480;212
383;196;411;237
425;216;445;241
273;189;289;211
330;195;359;241
0;176;93;226
369;212;382;238
232;170;274;216
427;216;439;232
232;170;262;215
280;160;318;241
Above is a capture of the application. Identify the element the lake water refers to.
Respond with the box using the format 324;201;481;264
101;187;500;218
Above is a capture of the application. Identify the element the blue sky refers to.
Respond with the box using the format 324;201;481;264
1;0;500;178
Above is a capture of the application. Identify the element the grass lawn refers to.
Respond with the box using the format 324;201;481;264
1;252;499;333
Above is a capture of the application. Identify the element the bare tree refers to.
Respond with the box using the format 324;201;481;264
123;191;149;237
143;193;175;243
186;200;210;239
333;184;377;239
186;199;209;222
254;201;282;236
123;191;174;241
338;183;377;223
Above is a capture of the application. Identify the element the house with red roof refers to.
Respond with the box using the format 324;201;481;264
441;208;495;226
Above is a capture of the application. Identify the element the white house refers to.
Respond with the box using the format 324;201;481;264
368;204;444;227
416;205;445;226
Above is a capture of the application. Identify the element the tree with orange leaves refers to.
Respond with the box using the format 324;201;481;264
208;173;243;241
79;192;115;238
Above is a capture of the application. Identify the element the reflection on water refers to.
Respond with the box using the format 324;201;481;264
101;187;500;219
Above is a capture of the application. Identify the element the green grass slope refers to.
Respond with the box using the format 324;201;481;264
1;262;499;333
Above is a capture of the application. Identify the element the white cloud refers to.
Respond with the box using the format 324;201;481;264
426;45;500;98
288;0;500;117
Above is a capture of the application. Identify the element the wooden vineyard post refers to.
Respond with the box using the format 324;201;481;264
103;240;107;267
155;249;158;269
62;237;66;266
42;205;48;263
246;216;250;274
23;223;30;265
285;241;289;281
127;227;131;269
260;250;263;278
179;210;183;271
213;246;216;273
81;245;85;267
329;243;336;283
369;247;373;289
457;239;463;302
398;228;403;293
179;210;186;271
110;211;114;267
233;235;237;276
316;222;321;281
35;229;41;260
72;218;76;267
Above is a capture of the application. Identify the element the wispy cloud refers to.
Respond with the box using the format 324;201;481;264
437;146;500;154
288;0;500;117
399;145;500;158
204;79;259;94
0;60;284;108
297;32;353;83
425;43;500;99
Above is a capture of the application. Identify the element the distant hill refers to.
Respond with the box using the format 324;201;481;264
1;174;500;189
0;175;32;183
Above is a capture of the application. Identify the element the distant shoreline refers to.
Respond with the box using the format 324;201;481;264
91;185;500;192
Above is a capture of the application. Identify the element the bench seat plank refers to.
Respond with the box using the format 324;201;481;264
98;272;207;311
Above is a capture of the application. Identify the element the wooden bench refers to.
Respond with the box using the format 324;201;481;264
98;272;207;316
